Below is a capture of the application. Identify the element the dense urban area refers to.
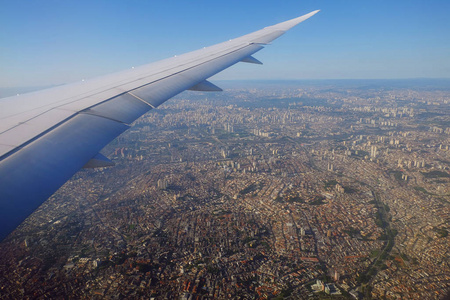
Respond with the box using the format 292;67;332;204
0;80;449;299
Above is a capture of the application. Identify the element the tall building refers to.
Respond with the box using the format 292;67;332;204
370;145;377;158
157;178;168;189
333;269;340;281
328;163;334;172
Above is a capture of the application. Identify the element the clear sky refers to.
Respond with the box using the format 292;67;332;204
1;0;449;88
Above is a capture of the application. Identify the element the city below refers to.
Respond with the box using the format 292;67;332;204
0;79;449;299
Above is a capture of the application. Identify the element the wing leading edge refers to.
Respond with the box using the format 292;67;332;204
0;10;319;240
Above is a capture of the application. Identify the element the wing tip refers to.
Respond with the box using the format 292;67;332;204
270;9;320;32
298;9;320;21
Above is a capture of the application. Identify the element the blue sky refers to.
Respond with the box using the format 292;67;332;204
1;0;449;88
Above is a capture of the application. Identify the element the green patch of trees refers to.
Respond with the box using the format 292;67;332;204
421;170;450;178
432;227;448;238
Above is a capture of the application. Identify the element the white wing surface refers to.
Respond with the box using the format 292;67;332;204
0;10;319;240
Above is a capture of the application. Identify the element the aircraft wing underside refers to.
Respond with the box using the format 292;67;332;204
0;10;319;240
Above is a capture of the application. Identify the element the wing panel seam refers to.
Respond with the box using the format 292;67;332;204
127;92;156;109
79;111;132;126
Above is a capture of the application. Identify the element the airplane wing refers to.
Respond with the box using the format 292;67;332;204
0;10;319;240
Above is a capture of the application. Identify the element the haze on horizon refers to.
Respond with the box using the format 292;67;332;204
1;0;449;89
